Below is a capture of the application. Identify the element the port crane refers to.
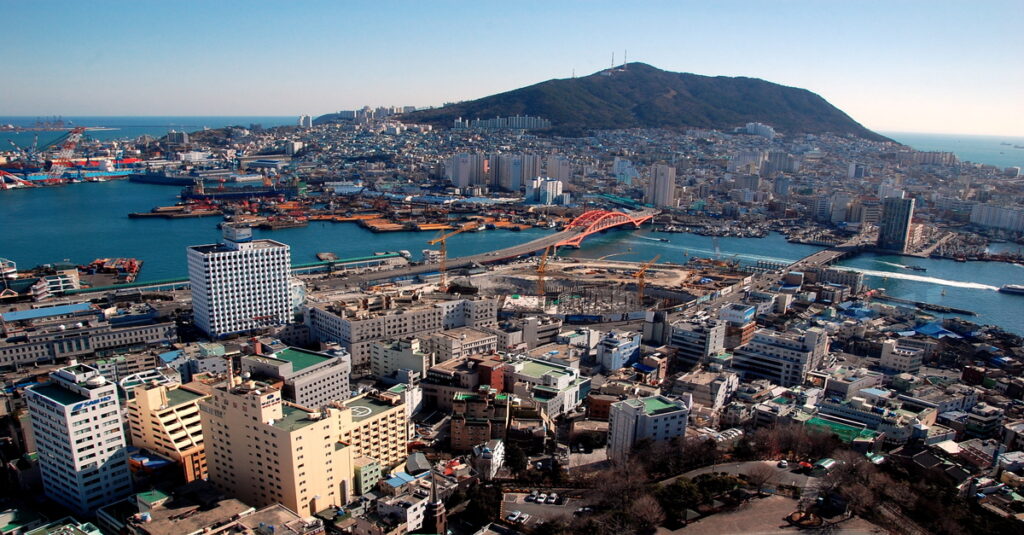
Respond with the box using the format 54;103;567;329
44;127;86;184
536;246;554;300
633;255;660;303
427;226;467;292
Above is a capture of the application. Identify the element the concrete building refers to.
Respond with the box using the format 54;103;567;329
877;197;915;253
731;328;830;387
199;378;355;515
669;319;726;369
608;395;691;463
188;226;291;338
338;392;409;468
471;439;505;480
421;327;497;363
25;363;132;515
307;296;498;367
241;346;351;408
719;303;757;350
0;303;177;368
596;330;641;372
505;358;587;417
450;388;512;452
371;338;433;379
879;339;924;375
126;382;210;483
525;177;564;205
671;368;739;411
646;164;676;208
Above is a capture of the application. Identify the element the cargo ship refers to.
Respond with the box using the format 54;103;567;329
998;284;1024;295
180;183;296;201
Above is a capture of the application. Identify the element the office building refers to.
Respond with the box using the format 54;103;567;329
596;330;641;372
188;226;291;338
450;388;512;452
25;363;132;515
607;395;691;463
125;382;210;483
719;303;756;350
668;319;726;369
241;346;351;408
420;327;497;363
199;378;355;515
877;197;915;253
731;328;830;387
646;164;676;207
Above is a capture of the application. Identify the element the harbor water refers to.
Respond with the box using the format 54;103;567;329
1;180;1022;334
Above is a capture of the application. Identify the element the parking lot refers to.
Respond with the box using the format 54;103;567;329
501;491;586;528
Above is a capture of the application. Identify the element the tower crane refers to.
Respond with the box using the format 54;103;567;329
633;254;660;303
44;127;86;184
536;246;554;300
427;226;467;292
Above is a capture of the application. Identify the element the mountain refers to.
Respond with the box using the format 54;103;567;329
388;63;886;140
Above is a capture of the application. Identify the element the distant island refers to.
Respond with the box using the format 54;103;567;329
370;63;888;140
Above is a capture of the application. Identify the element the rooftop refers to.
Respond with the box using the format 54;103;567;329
1;302;93;323
271;404;327;432
520;359;574;380
642;396;685;415
804;416;881;443
164;386;207;407
30;383;86;406
345;395;400;422
266;347;333;373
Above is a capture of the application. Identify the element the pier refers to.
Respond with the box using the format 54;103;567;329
870;292;976;316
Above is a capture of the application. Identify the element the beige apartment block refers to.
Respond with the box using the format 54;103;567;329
126;383;210;483
199;379;355;516
339;392;409;469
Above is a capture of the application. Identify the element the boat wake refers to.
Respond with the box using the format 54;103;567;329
876;260;908;269
619;239;798;264
835;267;998;290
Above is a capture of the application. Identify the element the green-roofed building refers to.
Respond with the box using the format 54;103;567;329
608;395;691;463
241;346;351;408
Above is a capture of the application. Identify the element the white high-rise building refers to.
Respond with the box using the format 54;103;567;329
607;395;691;463
25;363;132;515
188;226;291;338
646;164;676;208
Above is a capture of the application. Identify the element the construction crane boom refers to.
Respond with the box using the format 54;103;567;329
536;246;553;300
45;127;86;184
427;226;468;292
633;254;660;303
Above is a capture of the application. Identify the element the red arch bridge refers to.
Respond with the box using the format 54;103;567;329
553;209;657;248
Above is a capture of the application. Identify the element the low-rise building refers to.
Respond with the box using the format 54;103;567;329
608;395;691;463
241;346;351;408
420;327;497;363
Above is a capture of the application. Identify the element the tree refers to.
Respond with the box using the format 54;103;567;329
745;463;778;495
505;442;528;476
655;478;704;527
629;494;666;534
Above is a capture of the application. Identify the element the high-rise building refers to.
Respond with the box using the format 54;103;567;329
545;154;573;182
199;378;355;515
646;164;676;208
719;303;756;350
25;363;132;515
188;226;291;338
731;328;829;387
607;395;691;463
126;382;210;483
877;197;915;253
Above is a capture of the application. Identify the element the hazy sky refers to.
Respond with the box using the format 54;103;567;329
3;1;1022;136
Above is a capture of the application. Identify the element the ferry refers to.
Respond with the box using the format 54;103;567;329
998;284;1024;295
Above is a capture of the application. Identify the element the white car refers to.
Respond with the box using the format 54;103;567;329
506;511;521;522
517;513;530;523
777;460;789;468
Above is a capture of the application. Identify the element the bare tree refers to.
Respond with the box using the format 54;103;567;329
745;463;779;494
629;493;666;533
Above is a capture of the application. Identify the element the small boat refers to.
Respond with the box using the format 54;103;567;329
658;238;669;242
905;265;926;272
941;289;947;296
999;284;1024;295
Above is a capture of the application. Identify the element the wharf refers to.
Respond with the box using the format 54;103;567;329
872;293;976;316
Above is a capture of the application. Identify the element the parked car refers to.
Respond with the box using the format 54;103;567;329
777;460;789;468
506;511;521;522
546;493;559;504
536;493;548;503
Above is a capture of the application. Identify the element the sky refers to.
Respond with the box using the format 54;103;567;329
2;1;1022;136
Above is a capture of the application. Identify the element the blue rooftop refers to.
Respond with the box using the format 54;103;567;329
158;350;183;363
2;303;92;322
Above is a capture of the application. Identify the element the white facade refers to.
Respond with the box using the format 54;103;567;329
26;363;132;515
188;226;291;338
608;395;691;463
880;339;923;374
731;328;830;387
